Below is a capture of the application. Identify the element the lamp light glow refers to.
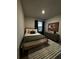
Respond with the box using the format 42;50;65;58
42;10;45;14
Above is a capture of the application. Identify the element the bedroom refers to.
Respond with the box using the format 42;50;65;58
17;0;61;59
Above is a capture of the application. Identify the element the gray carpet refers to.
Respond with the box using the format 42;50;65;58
22;39;61;59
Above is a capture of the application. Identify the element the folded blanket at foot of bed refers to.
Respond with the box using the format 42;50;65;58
21;38;48;50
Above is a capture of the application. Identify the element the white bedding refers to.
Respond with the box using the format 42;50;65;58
25;33;41;36
25;28;41;36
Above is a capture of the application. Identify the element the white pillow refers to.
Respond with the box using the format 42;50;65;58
26;29;33;34
26;29;28;33
35;29;37;33
26;29;38;34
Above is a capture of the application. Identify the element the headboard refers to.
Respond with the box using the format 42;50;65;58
24;27;37;34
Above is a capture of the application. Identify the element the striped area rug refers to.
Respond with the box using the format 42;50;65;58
27;39;61;59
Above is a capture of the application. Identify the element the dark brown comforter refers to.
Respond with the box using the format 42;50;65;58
21;35;48;50
22;35;46;43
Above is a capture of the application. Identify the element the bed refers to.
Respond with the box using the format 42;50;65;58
21;28;61;59
21;28;48;50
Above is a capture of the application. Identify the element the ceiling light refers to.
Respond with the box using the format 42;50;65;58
42;10;45;14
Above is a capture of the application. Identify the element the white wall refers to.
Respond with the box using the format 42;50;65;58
17;0;24;59
24;17;36;28
45;15;61;35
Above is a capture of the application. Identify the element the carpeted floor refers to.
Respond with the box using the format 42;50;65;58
21;39;61;59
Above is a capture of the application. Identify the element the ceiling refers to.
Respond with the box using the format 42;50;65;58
21;0;61;19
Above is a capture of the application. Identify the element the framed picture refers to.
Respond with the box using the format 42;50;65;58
48;22;59;32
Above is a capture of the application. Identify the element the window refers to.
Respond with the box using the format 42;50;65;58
38;21;42;32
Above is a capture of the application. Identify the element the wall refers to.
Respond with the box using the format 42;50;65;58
24;17;45;28
17;0;24;59
24;17;36;28
45;15;61;35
